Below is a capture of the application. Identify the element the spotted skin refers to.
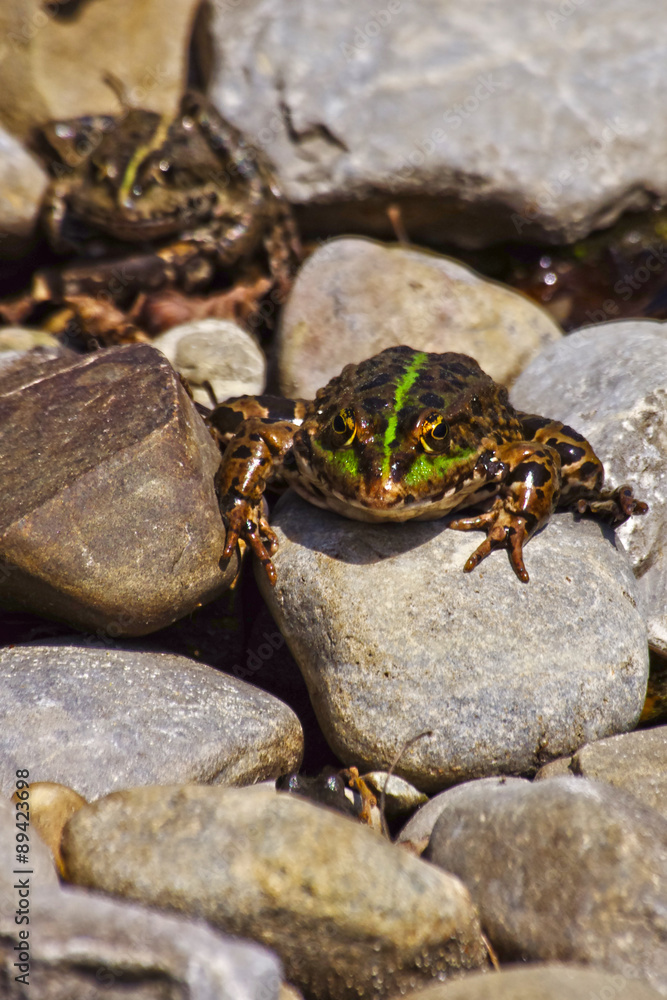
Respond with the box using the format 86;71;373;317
210;346;648;584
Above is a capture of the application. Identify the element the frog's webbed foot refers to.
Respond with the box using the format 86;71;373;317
448;440;562;583
449;502;532;583
575;485;649;526
220;495;279;586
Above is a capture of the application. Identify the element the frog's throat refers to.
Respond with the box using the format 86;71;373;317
381;350;428;480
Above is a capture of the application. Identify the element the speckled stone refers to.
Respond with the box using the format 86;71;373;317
427;776;667;993
512;321;667;655
397;778;529;851
534;726;667;821
257;492;648;791
61;784;486;999
278;237;562;397
0;645;303;800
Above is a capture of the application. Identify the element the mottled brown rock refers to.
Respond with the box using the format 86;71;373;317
61;784;487;999
0;343;235;635
535;726;667;821
427;776;667;993
394;963;663;1000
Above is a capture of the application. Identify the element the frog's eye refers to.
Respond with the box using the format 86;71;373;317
420;412;449;453
332;407;356;445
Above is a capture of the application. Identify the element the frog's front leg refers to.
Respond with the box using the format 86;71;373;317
448;442;561;583
518;413;648;525
213;399;303;585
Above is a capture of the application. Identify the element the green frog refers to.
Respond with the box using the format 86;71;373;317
211;346;648;584
34;87;299;312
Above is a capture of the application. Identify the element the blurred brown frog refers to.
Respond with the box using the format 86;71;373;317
30;83;300;341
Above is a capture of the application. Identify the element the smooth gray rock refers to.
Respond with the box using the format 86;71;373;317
153;318;266;407
397;778;529;851
278;237;562;398
400;963;664;1000
0;880;282;1000
535;726;667;821
0;125;47;256
0;343;237;635
0;645;303;800
511;321;667;654
257;492;648;791
427;776;667;993
61;784;486;1000
207;0;667;246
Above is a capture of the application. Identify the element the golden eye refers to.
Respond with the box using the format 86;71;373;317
420;412;449;453
332;407;356;445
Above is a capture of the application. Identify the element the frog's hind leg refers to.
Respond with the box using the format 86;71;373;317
448;442;561;582
518;413;648;525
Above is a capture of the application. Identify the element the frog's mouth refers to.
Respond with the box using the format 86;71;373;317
290;436;491;522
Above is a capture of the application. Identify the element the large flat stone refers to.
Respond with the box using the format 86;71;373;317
258;494;648;791
207;0;667;246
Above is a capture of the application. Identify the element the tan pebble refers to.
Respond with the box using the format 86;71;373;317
13;782;87;876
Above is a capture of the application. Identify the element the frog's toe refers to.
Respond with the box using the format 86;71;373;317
576;484;649;526
450;508;530;582
244;518;278;586
221;501;279;585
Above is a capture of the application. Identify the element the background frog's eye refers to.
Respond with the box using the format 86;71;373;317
332;407;356;445
420;412;449;453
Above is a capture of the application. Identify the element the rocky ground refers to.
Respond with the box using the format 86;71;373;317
1;2;667;999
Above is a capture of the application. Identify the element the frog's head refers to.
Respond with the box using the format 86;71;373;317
293;346;512;518
48;95;256;243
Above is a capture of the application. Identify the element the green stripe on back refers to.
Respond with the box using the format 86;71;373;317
382;351;428;478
